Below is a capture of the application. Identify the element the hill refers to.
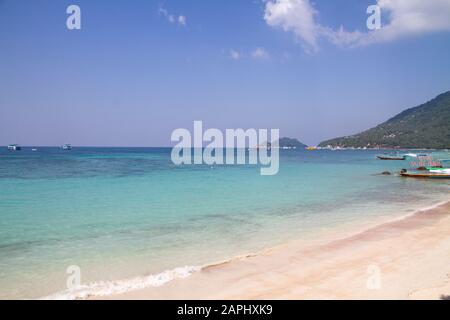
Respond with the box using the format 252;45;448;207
277;137;307;149
319;91;450;149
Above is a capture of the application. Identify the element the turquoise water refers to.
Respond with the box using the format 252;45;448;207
0;147;449;299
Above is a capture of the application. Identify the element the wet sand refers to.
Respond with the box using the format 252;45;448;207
96;201;450;300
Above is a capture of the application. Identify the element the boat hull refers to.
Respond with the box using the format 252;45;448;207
377;156;406;160
400;172;450;179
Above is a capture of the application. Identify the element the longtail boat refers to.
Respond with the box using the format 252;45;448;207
377;155;406;160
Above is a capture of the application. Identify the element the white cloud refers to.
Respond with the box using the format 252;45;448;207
158;5;187;27
168;15;176;23
229;49;242;60
264;0;319;52
264;0;450;51
363;0;450;45
227;48;271;61
158;6;169;18
251;47;270;60
178;15;187;26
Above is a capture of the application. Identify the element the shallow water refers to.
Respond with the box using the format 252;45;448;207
0;147;448;299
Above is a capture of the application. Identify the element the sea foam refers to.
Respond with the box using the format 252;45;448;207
42;265;201;300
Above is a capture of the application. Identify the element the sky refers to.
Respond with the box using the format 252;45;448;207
1;0;450;147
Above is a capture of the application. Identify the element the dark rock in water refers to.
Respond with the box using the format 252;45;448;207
373;171;392;176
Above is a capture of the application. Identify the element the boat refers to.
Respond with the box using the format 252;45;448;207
399;169;450;179
429;168;450;174
377;155;406;160
7;144;21;151
306;146;317;150
416;166;443;171
404;153;429;158
62;144;72;150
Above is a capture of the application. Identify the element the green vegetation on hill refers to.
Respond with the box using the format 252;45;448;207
277;137;307;148
319;91;450;149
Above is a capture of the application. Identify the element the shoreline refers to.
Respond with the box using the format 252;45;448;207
83;198;450;300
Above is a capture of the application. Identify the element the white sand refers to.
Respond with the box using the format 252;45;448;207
95;201;450;300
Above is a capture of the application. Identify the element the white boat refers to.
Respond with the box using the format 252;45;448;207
404;153;417;157
429;168;450;174
404;153;429;158
62;144;72;150
7;144;21;151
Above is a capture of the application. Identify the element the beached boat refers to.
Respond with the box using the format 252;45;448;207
7;144;21;151
377;155;406;160
62;144;72;150
400;169;450;179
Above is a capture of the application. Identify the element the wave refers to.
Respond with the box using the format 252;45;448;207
41;252;260;300
41;265;201;300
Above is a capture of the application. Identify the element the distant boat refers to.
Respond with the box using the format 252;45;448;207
62;144;72;150
31;148;38;152
404;153;428;158
7;144;21;151
377;155;406;160
306;146;317;150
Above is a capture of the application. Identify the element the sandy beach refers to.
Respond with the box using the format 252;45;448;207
96;200;450;300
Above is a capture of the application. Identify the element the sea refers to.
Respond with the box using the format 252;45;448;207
0;147;449;299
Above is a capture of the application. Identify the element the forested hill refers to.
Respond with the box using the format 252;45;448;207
319;91;450;149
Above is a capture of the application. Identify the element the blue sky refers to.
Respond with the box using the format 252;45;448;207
1;0;450;146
